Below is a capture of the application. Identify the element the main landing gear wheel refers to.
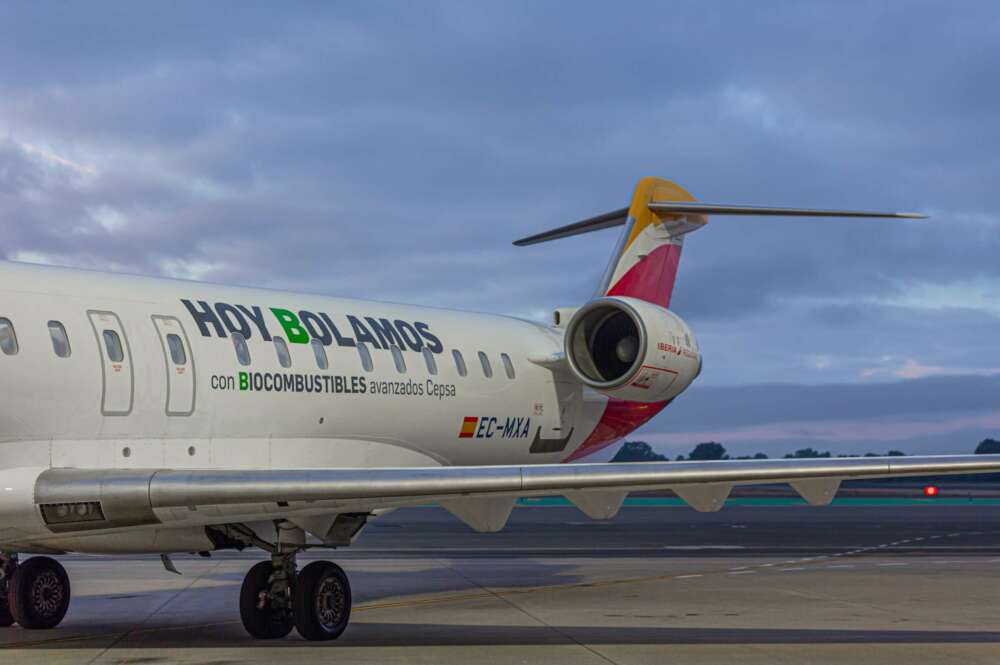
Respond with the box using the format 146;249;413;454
0;574;13;628
8;556;71;629
0;554;14;628
293;561;351;642
240;561;294;639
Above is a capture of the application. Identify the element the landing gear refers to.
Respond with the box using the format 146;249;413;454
239;560;294;639
293;561;351;641
6;556;71;629
0;595;11;628
238;555;352;642
0;554;14;628
221;521;353;642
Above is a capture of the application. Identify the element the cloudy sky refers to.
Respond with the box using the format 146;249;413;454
1;2;998;457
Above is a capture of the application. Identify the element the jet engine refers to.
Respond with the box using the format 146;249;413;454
564;296;701;403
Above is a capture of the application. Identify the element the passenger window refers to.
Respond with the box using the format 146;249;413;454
311;338;329;370
500;352;515;379
166;333;186;365
48;321;71;358
231;332;251;366
0;318;18;355
274;336;292;368
478;351;493;378
357;342;373;372
422;347;438;375
103;330;124;362
452;349;467;377
390;344;406;373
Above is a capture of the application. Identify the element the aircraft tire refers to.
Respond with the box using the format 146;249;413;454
293;561;351;641
8;556;70;630
239;561;294;639
0;582;13;627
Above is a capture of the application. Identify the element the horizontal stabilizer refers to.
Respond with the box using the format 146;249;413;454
513;201;924;246
647;202;926;219
514;207;629;246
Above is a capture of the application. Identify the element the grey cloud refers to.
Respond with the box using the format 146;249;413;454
658;374;1000;431
0;1;997;389
688;300;1000;386
632;373;1000;457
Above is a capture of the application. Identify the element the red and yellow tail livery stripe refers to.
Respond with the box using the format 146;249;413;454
604;177;702;309
622;177;700;253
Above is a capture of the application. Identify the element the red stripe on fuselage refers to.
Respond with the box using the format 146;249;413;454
564;398;669;462
606;243;683;309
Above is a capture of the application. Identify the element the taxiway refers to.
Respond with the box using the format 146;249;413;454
3;503;1000;664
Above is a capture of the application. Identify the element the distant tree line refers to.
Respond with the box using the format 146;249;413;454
612;438;1000;463
976;439;1000;454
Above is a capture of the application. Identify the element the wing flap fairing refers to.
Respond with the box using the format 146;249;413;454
673;484;732;513
441;496;517;532
565;490;628;520
790;478;843;506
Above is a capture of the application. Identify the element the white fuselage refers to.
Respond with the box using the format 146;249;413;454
0;260;704;552
0;260;605;472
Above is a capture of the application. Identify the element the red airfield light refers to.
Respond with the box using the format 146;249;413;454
924;485;939;497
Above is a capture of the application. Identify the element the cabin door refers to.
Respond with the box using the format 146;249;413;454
152;316;196;415
88;310;134;416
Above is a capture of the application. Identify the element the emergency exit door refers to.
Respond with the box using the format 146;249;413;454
88;310;134;416
152;316;196;415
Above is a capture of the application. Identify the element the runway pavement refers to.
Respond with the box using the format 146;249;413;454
3;503;1000;664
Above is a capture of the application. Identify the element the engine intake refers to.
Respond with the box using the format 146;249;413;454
564;297;700;403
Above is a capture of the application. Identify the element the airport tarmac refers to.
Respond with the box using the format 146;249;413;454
3;503;1000;664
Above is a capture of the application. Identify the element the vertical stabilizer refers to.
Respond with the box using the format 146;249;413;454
596;177;704;308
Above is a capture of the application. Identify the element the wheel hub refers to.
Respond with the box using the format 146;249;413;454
31;570;64;617
315;575;346;631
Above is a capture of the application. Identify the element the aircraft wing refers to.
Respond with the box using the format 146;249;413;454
35;454;1000;535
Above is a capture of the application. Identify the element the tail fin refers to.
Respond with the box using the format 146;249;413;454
514;176;924;309
598;177;698;308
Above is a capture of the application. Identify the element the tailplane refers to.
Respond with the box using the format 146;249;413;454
513;176;924;309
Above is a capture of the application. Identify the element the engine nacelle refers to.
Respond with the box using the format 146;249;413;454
564;297;701;403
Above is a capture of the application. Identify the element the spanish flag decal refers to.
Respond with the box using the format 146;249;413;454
458;416;478;438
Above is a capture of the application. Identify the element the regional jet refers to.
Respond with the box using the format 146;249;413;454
1;177;993;641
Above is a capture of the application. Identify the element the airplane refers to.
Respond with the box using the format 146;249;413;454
1;175;996;641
